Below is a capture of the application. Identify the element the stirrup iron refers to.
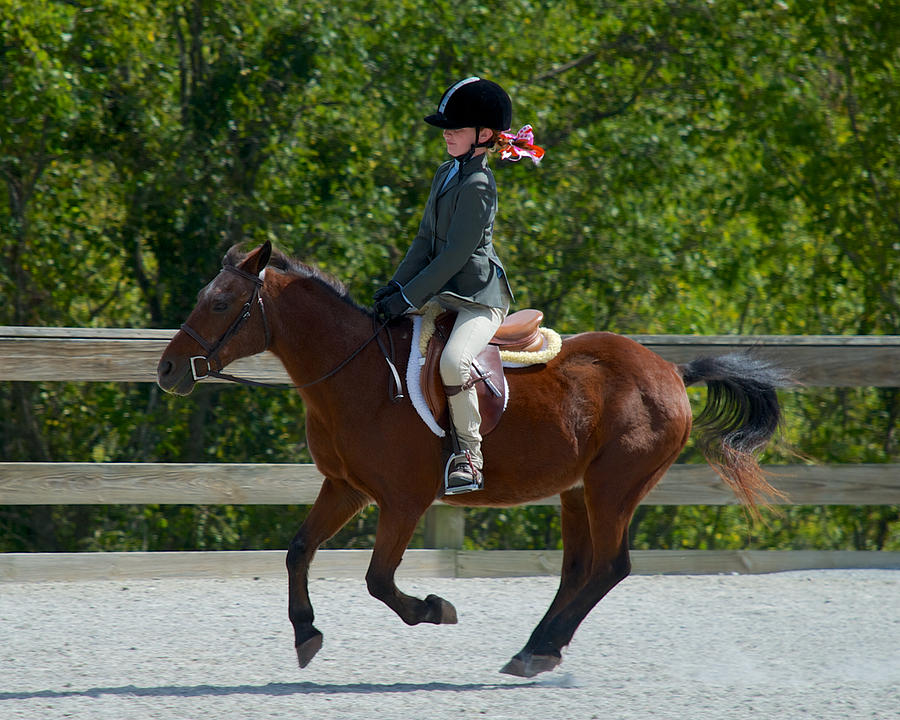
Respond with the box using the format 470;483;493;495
443;451;483;495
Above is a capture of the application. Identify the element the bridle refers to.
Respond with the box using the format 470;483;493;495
179;263;404;399
180;264;271;384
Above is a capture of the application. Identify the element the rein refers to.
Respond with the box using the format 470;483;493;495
181;264;403;399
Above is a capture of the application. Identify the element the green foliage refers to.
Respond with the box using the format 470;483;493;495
1;0;898;553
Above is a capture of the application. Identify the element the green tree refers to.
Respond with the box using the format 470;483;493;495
1;0;897;553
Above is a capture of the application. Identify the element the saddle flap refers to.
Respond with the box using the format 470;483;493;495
421;312;507;437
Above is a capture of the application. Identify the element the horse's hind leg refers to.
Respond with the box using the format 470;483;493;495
503;445;683;677
502;522;630;678
366;504;458;626
500;486;593;676
287;477;369;669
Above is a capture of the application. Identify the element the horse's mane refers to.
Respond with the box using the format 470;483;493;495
223;244;373;315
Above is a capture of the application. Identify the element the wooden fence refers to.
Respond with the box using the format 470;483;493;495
2;326;900;580
3;326;900;385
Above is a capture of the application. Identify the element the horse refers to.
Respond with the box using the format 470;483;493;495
157;241;789;678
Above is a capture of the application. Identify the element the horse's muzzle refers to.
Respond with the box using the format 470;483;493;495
157;356;196;396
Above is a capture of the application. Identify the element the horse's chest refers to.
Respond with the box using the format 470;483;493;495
305;416;346;474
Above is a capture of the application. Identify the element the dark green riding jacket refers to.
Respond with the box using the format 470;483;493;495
391;152;514;309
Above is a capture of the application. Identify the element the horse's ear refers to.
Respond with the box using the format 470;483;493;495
255;241;272;273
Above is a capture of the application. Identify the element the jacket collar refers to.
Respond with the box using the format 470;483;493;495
437;152;488;196
458;151;488;174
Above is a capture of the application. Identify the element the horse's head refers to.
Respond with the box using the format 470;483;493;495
157;241;273;396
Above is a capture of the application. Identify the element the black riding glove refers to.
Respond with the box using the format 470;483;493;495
373;283;398;304
375;291;412;321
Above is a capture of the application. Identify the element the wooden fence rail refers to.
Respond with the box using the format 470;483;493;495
3;327;900;579
3;326;900;386
2;462;899;506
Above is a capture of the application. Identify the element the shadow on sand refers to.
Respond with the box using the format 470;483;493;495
1;679;544;701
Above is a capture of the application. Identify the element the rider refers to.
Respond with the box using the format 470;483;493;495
374;77;540;494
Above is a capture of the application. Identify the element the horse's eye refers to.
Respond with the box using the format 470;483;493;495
212;299;229;313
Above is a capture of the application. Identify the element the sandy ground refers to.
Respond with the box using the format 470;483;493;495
1;570;898;719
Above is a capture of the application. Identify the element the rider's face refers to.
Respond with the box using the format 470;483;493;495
442;127;478;157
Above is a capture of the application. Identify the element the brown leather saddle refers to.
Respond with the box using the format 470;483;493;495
420;309;544;435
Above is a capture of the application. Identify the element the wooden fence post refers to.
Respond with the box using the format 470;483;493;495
423;506;465;549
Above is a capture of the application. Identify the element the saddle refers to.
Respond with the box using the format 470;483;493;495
420;309;544;436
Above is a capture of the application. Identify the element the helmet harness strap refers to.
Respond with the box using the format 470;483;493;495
456;125;493;163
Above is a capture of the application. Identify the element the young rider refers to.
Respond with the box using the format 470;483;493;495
375;76;542;494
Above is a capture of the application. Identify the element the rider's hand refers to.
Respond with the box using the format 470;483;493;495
372;285;397;305
373;284;397;304
375;292;411;321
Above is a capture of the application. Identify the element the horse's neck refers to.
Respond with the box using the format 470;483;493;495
266;274;381;395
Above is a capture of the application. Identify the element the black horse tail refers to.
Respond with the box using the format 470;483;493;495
680;353;793;513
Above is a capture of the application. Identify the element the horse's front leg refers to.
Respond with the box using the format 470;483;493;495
287;477;369;668
365;504;458;626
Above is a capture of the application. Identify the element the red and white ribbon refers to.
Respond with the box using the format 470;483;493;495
497;125;545;165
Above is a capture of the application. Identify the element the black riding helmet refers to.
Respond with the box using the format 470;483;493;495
425;77;512;133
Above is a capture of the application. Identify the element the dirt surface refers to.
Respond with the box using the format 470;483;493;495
1;571;898;719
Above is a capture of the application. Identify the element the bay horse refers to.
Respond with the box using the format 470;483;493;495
157;241;788;678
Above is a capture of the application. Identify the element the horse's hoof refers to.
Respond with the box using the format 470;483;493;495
425;594;458;624
295;630;323;668
499;652;561;677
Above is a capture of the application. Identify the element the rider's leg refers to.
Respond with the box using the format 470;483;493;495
438;297;506;487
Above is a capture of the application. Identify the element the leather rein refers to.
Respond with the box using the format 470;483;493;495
180;264;403;399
